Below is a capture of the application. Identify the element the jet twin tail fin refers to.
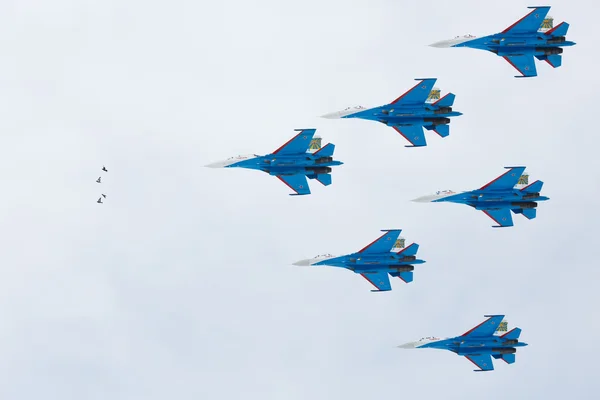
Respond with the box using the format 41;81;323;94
545;21;570;37
313;143;335;157
433;93;455;107
397;243;419;257
501;327;522;340
520;180;543;193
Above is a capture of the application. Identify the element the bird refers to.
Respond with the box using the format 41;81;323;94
102;166;108;172
97;197;103;204
96;177;102;183
101;194;107;198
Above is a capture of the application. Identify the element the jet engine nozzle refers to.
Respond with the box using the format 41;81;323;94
511;201;537;209
491;347;517;354
536;47;563;55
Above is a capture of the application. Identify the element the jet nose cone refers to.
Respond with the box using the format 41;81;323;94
397;342;418;349
429;40;452;48
411;195;434;203
292;259;311;266
204;160;230;168
320;111;342;119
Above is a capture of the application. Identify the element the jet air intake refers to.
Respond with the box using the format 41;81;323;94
511;201;537;209
491;348;517;354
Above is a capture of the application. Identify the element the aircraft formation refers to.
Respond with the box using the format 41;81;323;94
96;166;108;204
206;6;573;371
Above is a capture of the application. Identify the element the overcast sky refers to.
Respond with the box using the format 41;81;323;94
0;0;598;398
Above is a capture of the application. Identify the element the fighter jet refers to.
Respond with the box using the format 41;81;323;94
398;315;527;372
293;229;425;292
412;166;549;228
205;129;342;196
429;6;575;78
321;78;462;147
96;177;102;183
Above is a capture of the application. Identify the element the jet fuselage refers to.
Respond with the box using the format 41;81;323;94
433;189;549;211
227;154;343;176
344;105;462;128
313;252;425;273
456;34;576;56
418;336;528;356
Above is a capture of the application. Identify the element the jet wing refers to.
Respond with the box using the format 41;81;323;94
272;129;316;155
502;55;538;78
465;354;494;372
480;166;526;190
358;230;402;254
390;79;437;106
360;271;392;292
501;6;551;34
462;315;506;337
391;125;427;147
276;174;311;196
482;209;514;228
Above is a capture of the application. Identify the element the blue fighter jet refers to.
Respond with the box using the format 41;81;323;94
413;166;549;228
398;315;527;372
430;6;575;78
205;129;343;196
321;78;462;147
293;229;425;292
